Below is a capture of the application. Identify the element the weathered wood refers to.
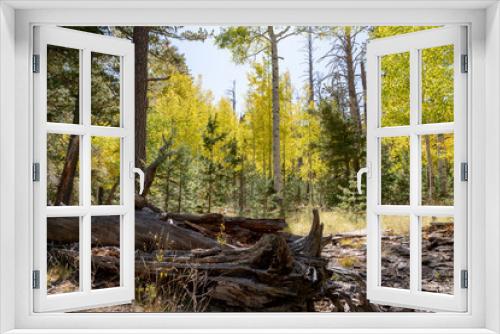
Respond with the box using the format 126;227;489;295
162;211;287;245
48;208;331;312
164;212;287;233
290;209;331;257
47;208;223;251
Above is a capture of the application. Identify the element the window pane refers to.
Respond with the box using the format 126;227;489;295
421;45;454;124
421;134;454;206
91;52;121;127
91;216;120;289
421;216;454;294
91;136;120;205
380;52;410;127
47;45;80;124
47;217;80;294
47;133;80;206
380;215;410;289
381;137;410;205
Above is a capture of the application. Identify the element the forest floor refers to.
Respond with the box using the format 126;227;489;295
316;219;453;311
47;209;454;312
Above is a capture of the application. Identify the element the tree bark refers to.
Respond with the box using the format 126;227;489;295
424;135;434;203
238;168;245;215
342;27;362;172
142;137;173;197
50;209;330;311
306;27;315;205
437;134;448;197
133;27;150;170
344;27;362;134
307;27;315;107
164;212;287;233
48;209;223;251
164;169;171;212
54;99;80;205
55;135;79;205
267;26;283;209
360;59;367;128
177;169;183;213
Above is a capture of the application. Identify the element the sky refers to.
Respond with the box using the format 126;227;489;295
170;27;334;116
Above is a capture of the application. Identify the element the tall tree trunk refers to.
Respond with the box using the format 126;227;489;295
306;27;315;205
360;59;367;128
230;80;236;113
267;26;283;208
207;179;212;213
105;182;119;205
142;138;173;197
307;125;314;205
55;135;79;205
133;27;149;170
238;168;245;215
178;174;183;213
344;27;362;133
307;27;314;107
344;27;361;172
425;136;434;203
55;100;80;205
164;169;171;212
437;134;448;197
207;149;214;213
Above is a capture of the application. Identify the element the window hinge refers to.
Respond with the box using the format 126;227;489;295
32;54;40;73
461;162;468;182
461;269;468;289
32;163;40;182
461;54;468;73
32;270;40;289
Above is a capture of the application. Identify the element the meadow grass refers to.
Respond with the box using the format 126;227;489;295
285;208;431;236
285;208;366;236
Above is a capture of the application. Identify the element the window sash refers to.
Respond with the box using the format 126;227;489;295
366;25;468;312
32;26;136;313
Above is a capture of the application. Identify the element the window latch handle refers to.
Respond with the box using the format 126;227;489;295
130;162;145;195
356;163;371;195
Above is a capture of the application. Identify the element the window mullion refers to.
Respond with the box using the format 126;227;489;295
409;48;421;293
81;48;92;293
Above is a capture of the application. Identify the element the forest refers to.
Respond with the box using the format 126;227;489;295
45;25;455;312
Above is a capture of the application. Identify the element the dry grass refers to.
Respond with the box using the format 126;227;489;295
338;256;358;268
286;208;366;236
135;266;212;312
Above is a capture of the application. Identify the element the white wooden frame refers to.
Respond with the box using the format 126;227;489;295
32;26;135;312
1;1;500;333
366;26;467;312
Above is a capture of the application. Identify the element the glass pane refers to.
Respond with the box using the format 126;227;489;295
380;52;410;127
421;45;454;124
91;216;120;289
421;134;454;206
47;217;80;294
381;137;410;205
380;215;410;289
47;133;80;206
91;136;121;205
421;216;454;294
47;45;80;124
91;52;121;127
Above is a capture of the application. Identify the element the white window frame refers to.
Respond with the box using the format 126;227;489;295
366;26;468;312
32;26;136;312
0;1;499;333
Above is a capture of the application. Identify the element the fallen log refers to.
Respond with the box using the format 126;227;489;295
137;208;329;311
47;208;223;251
48;209;286;250
163;212;287;245
164;212;286;232
48;208;331;312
